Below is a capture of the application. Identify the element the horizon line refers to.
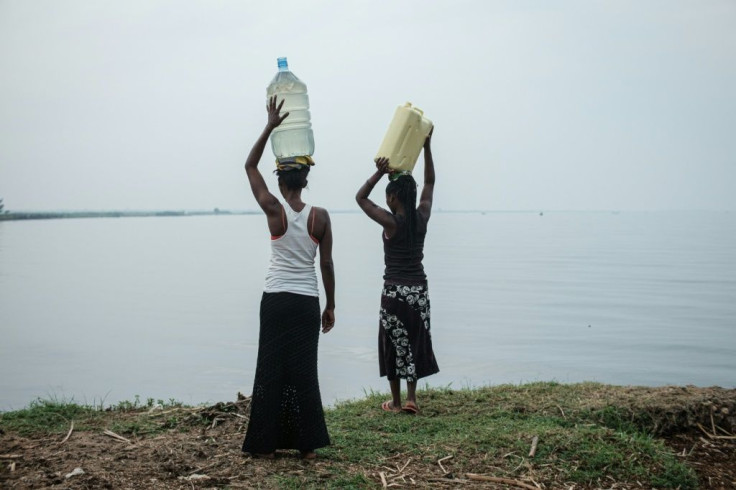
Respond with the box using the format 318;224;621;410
2;208;733;214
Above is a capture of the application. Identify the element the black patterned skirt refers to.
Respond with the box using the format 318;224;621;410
379;281;440;382
242;292;330;454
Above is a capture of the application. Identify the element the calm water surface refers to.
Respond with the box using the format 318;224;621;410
1;211;734;410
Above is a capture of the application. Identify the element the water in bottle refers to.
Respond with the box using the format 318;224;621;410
266;57;314;159
375;102;433;173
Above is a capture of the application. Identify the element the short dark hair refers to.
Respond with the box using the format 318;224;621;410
276;166;310;190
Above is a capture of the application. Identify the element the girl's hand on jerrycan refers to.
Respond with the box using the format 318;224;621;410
374;157;390;175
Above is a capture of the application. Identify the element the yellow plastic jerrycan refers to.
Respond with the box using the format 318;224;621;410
375;102;433;173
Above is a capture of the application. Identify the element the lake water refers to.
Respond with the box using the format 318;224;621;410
1;211;734;411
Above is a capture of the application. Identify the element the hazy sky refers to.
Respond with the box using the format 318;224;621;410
1;0;734;212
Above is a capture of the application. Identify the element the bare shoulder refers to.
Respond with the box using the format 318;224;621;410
312;206;331;222
309;206;332;240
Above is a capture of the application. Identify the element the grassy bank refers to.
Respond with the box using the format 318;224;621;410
1;382;734;489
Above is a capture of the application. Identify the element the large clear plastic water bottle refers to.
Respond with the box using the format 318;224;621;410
266;57;314;159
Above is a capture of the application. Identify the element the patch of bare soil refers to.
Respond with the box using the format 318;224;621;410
1;387;734;489
666;432;735;490
0;397;314;489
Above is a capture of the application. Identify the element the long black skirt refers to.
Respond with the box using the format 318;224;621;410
379;281;439;382
242;292;330;454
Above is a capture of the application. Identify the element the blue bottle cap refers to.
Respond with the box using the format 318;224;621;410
277;57;288;71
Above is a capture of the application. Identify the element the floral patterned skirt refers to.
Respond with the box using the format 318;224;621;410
379;281;440;382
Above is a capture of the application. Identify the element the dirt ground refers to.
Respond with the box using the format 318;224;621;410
666;432;735;490
1;387;734;489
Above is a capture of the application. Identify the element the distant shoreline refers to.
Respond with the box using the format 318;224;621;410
1;209;727;221
0;209;546;221
0;210;261;221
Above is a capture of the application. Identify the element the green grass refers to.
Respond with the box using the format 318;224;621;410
0;398;106;435
0;394;184;436
272;469;372;490
318;383;698;488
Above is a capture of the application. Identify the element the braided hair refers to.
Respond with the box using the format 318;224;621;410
275;166;309;190
386;174;418;249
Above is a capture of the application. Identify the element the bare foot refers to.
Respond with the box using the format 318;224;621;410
300;451;317;460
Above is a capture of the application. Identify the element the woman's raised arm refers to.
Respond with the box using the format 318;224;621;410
417;127;435;220
244;96;289;218
356;157;397;235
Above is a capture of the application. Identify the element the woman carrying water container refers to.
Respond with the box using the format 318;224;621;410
356;119;439;414
241;96;335;459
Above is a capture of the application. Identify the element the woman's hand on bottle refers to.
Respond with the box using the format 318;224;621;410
424;126;434;149
374;157;390;175
321;308;335;333
266;95;289;129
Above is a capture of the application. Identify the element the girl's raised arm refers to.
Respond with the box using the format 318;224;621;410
244;96;289;219
356;157;397;236
417;127;435;220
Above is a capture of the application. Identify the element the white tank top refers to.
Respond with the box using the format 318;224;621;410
263;202;319;297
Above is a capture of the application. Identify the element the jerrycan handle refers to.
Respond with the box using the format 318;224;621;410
404;102;423;116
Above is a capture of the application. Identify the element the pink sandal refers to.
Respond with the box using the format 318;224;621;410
381;400;400;413
401;402;419;414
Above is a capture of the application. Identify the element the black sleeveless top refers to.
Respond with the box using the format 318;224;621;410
383;213;427;282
